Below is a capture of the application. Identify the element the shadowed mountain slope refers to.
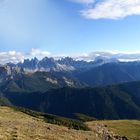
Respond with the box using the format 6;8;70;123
3;81;140;120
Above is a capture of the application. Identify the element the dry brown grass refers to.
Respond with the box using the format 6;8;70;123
1;106;139;140
87;120;140;140
0;106;99;140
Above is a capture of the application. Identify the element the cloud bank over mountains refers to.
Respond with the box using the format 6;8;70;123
0;51;24;64
0;49;51;64
71;0;140;19
76;51;140;62
1;49;140;64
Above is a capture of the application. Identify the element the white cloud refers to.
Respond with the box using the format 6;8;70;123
0;51;25;64
80;0;140;19
76;51;140;61
1;49;140;64
0;48;51;64
30;48;51;58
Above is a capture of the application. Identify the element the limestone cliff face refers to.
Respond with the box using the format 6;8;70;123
0;65;24;85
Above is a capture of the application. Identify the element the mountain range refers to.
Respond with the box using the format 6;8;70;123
5;56;140;86
0;56;140;120
0;65;82;93
9;56;118;72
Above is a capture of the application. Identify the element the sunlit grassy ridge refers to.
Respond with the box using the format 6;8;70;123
0;106;140;140
75;113;97;122
87;120;140;140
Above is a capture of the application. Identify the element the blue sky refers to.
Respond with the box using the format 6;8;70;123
0;0;140;62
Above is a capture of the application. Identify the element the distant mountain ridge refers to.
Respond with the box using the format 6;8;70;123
7;56;119;72
3;57;140;87
0;65;83;93
76;62;140;86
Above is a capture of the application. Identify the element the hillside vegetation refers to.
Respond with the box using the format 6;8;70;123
13;106;89;131
3;81;140;119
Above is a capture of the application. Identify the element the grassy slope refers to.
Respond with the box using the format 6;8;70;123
87;120;140;140
0;106;97;140
0;106;140;140
13;106;89;131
